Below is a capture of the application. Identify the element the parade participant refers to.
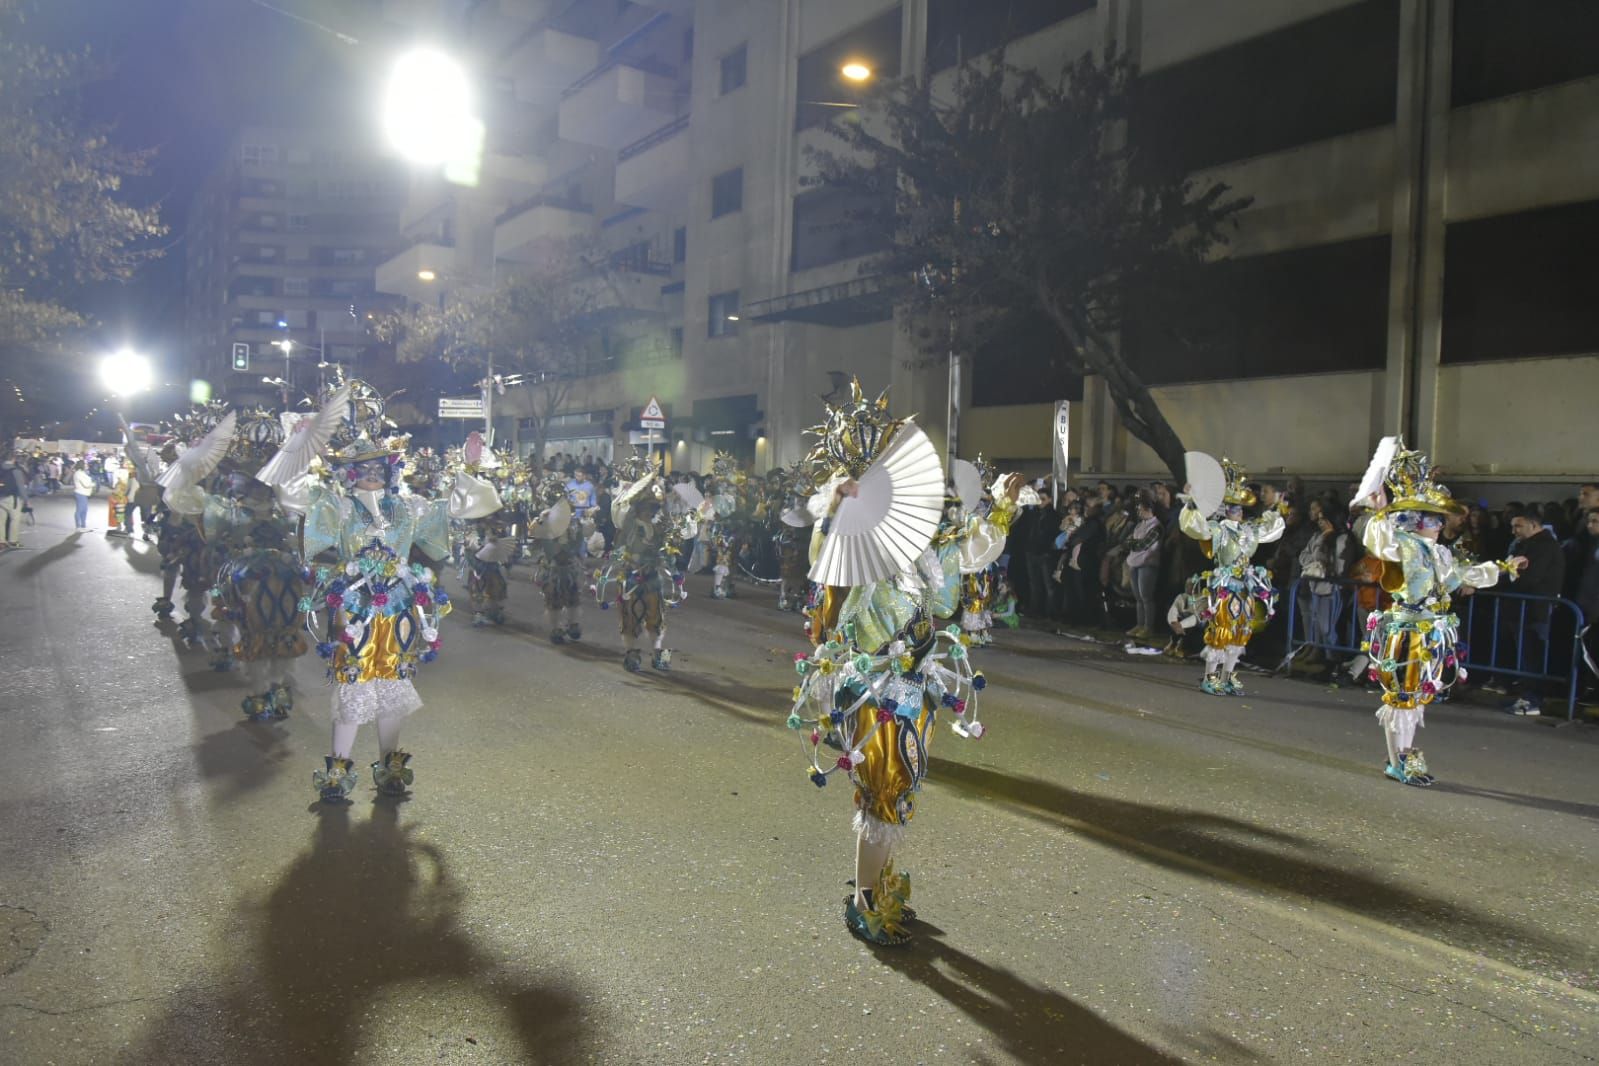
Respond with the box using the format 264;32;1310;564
774;468;815;613
258;384;454;802
528;473;594;644
1354;441;1523;787
704;453;743;600
597;458;689;672
450;438;511;629
199;411;307;718
1179;458;1285;695
785;381;1019;946
154;408;238;648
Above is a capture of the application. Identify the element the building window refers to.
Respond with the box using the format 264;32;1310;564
331;248;367;265
796;8;903;130
288;213;311;231
283;277;310;297
708;290;741;337
711;168;743;219
791;182;892;271
241;143;279;165
670;326;684;357
673;226;687;263
720;45;748;95
927;0;1094;75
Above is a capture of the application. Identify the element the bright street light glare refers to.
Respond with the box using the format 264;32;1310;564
100;349;153;397
840;62;872;82
417;269;437;281
383;48;477;166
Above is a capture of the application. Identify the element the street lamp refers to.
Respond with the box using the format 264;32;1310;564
100;348;153;397
840;62;872;82
382;48;484;182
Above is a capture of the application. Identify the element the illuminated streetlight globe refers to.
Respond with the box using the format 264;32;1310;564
100;348;153;397
382;48;478;166
840;62;872;82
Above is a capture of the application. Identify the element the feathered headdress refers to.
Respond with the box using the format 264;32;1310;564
803;377;901;481
1220;458;1256;507
1380;444;1464;516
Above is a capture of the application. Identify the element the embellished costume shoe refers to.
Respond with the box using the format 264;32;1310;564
1200;675;1226;696
267;683;293;719
1384;750;1433;787
711;586;727;600
241;692;273;721
1224;673;1245;696
371;751;414;796
843;866;914;947
623;649;643;672
550;627;567;645
565;623;581;642
652;648;672;671
313;756;357;803
152;598;175;620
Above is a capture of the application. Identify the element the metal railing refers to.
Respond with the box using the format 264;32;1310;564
1282;576;1590;720
618;114;690;162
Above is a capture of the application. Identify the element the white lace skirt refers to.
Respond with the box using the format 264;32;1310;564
331;678;423;725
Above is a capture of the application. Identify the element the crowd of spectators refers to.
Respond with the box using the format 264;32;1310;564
1002;476;1599;709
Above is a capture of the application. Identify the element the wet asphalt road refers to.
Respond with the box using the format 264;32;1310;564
0;494;1596;1065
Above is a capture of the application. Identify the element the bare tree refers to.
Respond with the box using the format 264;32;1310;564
808;51;1251;480
381;239;624;470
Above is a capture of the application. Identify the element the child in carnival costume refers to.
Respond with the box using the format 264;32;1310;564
774;466;816;613
258;384;455;803
1354;441;1524;786
528;473;597;644
199;410;311;719
153;406;239;648
597;457;689;672
1179;458;1285;695
787;381;1020;946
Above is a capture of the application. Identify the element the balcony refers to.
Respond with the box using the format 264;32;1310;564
374;240;456;303
505;28;600;107
614;115;690;210
494;195;594;264
568;267;668;324
558;60;681;150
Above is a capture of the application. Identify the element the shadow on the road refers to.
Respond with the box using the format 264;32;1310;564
873;927;1190;1065
123;802;588;1063
115;537;163;574
13;533;84;578
1431;781;1599;822
191;719;293;801
928;757;1588;969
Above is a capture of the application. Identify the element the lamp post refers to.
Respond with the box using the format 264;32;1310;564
416;264;498;442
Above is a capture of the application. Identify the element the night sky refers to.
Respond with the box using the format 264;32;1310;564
24;0;393;426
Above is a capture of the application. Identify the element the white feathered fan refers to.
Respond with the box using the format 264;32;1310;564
1353;436;1400;510
256;384;352;488
1184;451;1226;518
809;422;945;587
119;415;159;485
157;410;237;490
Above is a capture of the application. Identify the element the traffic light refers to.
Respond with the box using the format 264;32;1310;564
231;342;250;371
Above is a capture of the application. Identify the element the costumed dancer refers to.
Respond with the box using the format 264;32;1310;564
200;411;310;719
528;473;596;644
786;381;1018;946
153;408;239;647
774;469;815;613
705;453;743;600
1353;440;1522;786
1179;457;1284;695
596;459;689;672
451;436;512;628
258;384;454;803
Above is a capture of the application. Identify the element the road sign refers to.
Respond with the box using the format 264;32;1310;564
231;343;250;371
629;429;667;445
438;396;485;419
640;395;666;430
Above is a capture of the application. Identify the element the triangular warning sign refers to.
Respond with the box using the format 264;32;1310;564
641;396;666;421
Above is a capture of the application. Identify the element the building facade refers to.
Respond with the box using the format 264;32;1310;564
376;0;1599;485
184;127;407;406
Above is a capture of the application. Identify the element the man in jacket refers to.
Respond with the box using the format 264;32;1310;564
1502;507;1567;715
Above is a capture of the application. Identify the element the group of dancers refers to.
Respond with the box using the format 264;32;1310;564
115;372;1514;951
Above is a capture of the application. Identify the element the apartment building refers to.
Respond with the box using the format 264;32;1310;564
185;127;408;406
377;0;1599;484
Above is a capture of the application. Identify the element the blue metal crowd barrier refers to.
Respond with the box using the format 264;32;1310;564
1282;576;1589;720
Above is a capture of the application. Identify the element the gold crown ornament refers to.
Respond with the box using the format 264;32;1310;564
803;377;902;480
1220;458;1256;507
1381;444;1465;516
